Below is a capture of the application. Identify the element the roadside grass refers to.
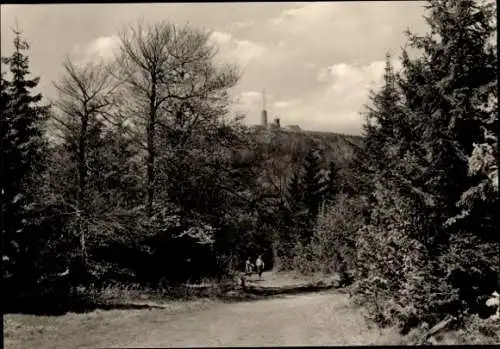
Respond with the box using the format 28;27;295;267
3;298;217;349
398;314;500;345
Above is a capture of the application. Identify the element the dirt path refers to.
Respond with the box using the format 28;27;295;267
4;290;402;348
123;291;400;348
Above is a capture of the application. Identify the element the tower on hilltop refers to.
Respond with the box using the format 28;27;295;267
261;89;268;128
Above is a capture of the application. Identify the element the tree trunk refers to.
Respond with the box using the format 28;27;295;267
77;113;88;272
146;118;154;218
78;114;88;210
417;315;457;344
146;83;157;218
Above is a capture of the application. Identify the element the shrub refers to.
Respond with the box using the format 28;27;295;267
352;187;498;334
437;232;499;316
312;194;368;271
279;194;368;276
453;315;500;344
351;224;438;329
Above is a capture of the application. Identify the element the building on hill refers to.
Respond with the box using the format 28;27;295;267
249;90;362;157
248;101;363;167
252;104;321;135
261;108;268;128
252;101;361;140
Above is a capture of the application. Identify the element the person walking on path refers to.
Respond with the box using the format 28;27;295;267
255;255;265;280
245;257;254;276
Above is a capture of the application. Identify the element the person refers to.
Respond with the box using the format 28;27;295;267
245;257;253;276
255;255;265;280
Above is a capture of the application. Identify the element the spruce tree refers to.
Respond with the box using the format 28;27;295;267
356;54;411;207
2;28;49;217
362;53;404;172
353;0;498;328
324;160;341;203
302;145;327;220
398;0;497;246
280;167;306;247
1;28;50;302
284;169;304;212
282;144;328;244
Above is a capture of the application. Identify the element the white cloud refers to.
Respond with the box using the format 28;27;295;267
210;30;265;67
257;1;427;65
73;35;120;65
273;59;402;134
270;2;335;33
327;59;402;92
232;90;263;114
211;31;232;45
234;39;266;66
232;21;256;30
239;90;262;102
326;61;386;94
316;67;331;83
88;36;119;59
274;100;298;109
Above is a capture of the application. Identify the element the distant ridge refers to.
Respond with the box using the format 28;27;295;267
249;123;362;167
249;123;362;139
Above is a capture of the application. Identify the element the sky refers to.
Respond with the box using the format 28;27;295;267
1;2;430;135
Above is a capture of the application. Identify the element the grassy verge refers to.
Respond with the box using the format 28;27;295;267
398;314;500;345
283;269;500;345
3;298;217;349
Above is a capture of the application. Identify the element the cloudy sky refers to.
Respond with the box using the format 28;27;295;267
1;2;429;135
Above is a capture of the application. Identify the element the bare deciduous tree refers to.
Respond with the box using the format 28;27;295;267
52;57;118;267
116;20;239;218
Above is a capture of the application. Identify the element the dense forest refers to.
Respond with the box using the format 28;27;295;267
1;0;498;337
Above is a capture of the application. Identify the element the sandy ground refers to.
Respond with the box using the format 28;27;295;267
4;272;403;348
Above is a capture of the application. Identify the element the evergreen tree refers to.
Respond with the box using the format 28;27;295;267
324;160;341;203
302;145;327;221
398;0;497;246
281;167;307;246
1;28;49;220
353;0;498;330
361;53;404;175
1;28;50;304
284;167;305;213
281;143;328;244
355;54;410;216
